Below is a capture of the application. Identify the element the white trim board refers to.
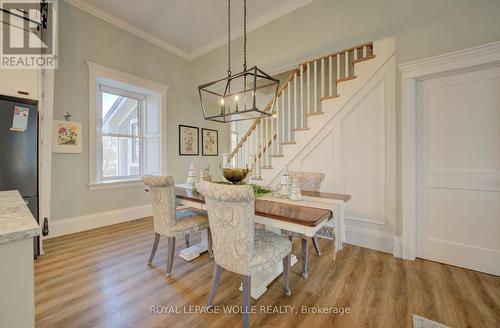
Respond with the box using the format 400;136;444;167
87;61;169;189
344;224;395;255
47;204;396;254
399;40;500;261
188;0;315;59
65;0;189;59
47;204;152;238
64;0;314;60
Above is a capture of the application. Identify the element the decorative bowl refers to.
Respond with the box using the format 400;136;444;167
222;168;250;184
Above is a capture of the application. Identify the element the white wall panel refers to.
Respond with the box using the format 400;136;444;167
289;56;396;250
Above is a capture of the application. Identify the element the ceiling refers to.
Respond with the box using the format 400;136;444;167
66;0;314;60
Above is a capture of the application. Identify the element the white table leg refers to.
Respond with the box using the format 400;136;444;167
238;225;298;300
239;255;298;300
178;229;208;261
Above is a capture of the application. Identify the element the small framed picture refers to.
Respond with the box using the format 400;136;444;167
202;128;218;156
179;125;199;156
53;120;83;154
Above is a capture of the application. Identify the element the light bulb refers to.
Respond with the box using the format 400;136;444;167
220;98;224;105
235;95;239;101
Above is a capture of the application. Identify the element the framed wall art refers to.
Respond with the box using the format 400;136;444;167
202;128;218;156
53;120;83;154
179;125;199;156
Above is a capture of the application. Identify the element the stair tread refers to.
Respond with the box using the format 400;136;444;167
271;155;284;157
293;127;310;131
281;141;296;145
320;94;339;101
262;166;273;169
306;111;324;117
336;75;357;83
353;54;376;64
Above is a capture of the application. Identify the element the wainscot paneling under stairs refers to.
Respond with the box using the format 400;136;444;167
228;37;396;254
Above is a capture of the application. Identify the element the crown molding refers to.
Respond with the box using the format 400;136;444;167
399;40;500;79
64;0;315;61
64;0;191;59
189;0;315;59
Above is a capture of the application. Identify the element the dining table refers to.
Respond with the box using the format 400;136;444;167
174;183;351;299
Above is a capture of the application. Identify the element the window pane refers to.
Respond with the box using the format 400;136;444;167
231;133;238;151
101;92;139;136
102;136;140;178
102;136;118;177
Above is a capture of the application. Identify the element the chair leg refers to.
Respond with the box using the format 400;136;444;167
301;238;309;278
148;233;160;264
185;234;190;247
166;237;176;276
312;236;322;256
207;227;213;258
282;254;291;296
207;264;223;307
242;275;251;328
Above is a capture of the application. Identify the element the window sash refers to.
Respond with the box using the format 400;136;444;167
97;86;145;182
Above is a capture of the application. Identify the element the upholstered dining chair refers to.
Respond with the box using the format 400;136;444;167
143;175;211;276
196;182;292;328
282;171;325;278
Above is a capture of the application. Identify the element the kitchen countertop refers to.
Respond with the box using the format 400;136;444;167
0;190;39;245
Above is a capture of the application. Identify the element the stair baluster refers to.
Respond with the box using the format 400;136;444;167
314;61;318;113
293;71;298;131
328;56;333;98
226;42;376;176
306;62;311;116
300;64;304;129
321;58;325;99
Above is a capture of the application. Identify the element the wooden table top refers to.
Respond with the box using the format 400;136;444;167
175;186;350;227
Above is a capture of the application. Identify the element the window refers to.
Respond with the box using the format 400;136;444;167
88;62;168;189
230;121;239;167
100;87;143;181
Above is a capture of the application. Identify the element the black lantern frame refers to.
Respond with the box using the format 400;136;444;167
198;66;280;123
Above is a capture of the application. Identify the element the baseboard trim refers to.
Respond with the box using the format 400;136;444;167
47;204;152;238
345;224;394;254
393;236;404;258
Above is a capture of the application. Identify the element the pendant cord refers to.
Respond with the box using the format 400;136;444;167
227;0;231;77
243;0;247;71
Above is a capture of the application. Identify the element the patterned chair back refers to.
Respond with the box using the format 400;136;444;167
196;182;255;274
290;171;325;192
142;175;177;235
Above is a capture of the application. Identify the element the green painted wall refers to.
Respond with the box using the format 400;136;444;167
51;2;227;221
52;0;500;226
191;0;500;235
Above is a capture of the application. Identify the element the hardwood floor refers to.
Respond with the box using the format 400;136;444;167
35;218;500;328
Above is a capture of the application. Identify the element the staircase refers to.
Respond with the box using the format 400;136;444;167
227;37;395;185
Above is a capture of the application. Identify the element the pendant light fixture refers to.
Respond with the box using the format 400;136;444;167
198;0;280;123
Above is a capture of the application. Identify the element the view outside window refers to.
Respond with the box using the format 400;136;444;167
100;91;141;179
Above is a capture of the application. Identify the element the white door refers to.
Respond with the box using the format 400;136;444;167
416;65;500;276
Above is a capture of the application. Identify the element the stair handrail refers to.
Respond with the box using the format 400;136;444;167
227;41;375;165
227;66;303;163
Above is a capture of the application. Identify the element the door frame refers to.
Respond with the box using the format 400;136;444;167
399;40;500;260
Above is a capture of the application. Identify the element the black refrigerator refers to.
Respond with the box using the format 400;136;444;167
0;94;39;257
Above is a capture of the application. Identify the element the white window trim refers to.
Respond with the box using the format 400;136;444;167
128;118;140;169
88;61;169;190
